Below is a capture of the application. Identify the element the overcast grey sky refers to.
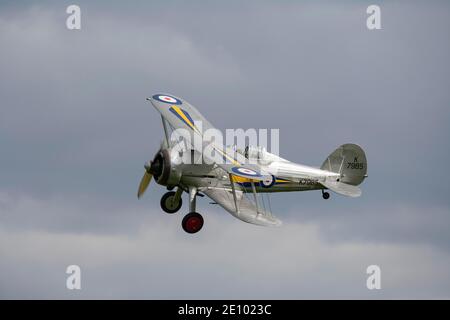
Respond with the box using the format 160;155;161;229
1;0;450;298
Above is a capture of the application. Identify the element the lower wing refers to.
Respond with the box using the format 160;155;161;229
202;184;282;227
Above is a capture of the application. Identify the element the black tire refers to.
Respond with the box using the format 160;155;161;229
322;191;330;200
182;212;204;234
160;191;182;214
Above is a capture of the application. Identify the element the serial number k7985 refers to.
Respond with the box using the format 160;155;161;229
347;162;364;169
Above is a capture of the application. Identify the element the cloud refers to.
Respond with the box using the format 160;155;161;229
1;191;450;299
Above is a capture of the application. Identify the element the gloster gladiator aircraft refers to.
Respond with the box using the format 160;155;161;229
137;94;368;234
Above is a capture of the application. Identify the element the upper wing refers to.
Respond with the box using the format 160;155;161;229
148;93;216;134
202;182;282;227
148;94;271;181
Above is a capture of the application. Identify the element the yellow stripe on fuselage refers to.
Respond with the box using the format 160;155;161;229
232;176;258;183
232;177;290;184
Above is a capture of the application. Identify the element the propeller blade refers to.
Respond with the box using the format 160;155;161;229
137;171;152;199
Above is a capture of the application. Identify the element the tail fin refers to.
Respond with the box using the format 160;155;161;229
321;143;367;186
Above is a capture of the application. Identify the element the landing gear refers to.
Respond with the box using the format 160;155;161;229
182;212;204;233
322;190;330;200
160;189;183;213
181;186;204;234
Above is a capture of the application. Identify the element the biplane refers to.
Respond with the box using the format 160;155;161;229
137;94;368;234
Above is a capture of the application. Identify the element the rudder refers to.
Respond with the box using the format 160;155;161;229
321;144;367;186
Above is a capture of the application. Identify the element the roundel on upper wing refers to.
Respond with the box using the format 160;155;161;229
153;94;182;105
231;166;262;178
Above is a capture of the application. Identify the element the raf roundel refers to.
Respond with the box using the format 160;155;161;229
153;94;182;105
231;167;262;178
261;175;276;188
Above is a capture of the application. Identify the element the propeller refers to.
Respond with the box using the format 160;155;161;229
137;151;164;199
137;167;153;199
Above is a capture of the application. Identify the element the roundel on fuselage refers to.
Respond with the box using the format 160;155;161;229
231;166;262;178
261;175;276;188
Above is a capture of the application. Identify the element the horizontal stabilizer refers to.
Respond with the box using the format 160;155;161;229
321;179;362;198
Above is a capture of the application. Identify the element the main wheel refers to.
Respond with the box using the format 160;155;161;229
182;212;204;234
322;191;330;200
160;191;182;214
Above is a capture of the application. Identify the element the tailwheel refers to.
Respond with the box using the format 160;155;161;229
160;191;182;214
322;190;330;200
182;212;204;234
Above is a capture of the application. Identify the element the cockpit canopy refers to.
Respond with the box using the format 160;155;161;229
232;145;284;164
244;145;267;160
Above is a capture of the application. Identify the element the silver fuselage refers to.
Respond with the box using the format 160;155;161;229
179;163;327;194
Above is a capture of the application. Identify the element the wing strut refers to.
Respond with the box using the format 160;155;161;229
251;182;260;215
228;173;240;214
161;115;170;147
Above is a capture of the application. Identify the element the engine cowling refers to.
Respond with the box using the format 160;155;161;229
148;148;182;187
